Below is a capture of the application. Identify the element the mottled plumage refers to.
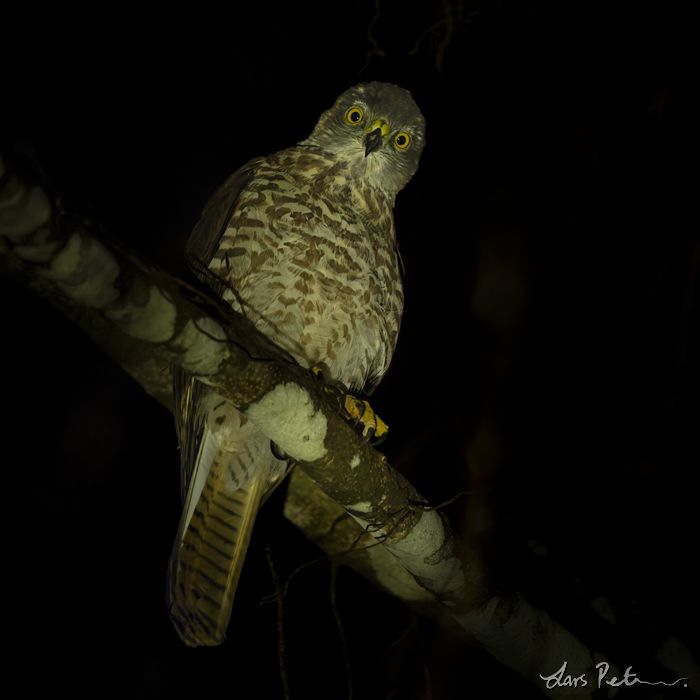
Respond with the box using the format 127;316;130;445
167;82;426;646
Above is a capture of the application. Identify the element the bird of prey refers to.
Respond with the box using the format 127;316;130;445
167;82;426;646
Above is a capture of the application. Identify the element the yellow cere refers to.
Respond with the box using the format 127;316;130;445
368;118;390;138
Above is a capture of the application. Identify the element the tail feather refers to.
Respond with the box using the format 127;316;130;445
168;380;288;647
168;461;266;646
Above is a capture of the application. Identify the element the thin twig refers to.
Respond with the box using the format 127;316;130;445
435;0;454;72
259;515;402;608
331;562;353;700
359;0;386;75
265;544;291;699
414;614;433;700
414;489;476;511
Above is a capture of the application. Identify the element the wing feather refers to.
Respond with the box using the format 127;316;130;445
186;157;266;295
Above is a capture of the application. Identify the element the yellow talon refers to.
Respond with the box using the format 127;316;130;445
343;396;365;423
311;365;327;382
311;364;346;399
311;365;389;445
342;396;388;445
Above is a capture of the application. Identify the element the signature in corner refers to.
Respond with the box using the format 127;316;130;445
539;661;688;690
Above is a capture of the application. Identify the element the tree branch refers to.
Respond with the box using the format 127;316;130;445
0;145;633;698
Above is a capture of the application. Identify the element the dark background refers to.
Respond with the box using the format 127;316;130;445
2;1;696;698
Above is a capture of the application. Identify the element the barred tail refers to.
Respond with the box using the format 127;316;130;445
167;455;266;647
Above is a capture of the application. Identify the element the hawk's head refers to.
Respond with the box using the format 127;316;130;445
300;82;426;197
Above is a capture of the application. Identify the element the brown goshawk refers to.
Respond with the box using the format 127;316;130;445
167;82;426;646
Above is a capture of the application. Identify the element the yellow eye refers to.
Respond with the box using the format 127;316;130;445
345;106;364;125
394;132;411;150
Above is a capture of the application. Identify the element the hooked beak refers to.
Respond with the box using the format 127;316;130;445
364;118;389;157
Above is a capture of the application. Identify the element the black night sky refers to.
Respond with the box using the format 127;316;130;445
2;1;696;698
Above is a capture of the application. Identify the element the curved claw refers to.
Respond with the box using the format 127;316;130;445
342;396;388;445
270;440;290;461
343;396;366;426
311;365;389;445
311;364;330;384
311;364;347;400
